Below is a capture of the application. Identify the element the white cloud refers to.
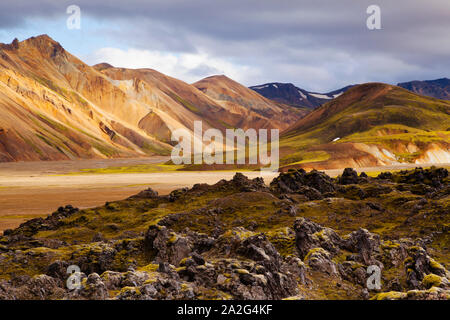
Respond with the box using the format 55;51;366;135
87;47;259;84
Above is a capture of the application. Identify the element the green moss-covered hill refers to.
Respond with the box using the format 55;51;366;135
280;83;450;170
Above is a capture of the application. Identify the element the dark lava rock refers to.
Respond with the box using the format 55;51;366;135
46;260;70;281
293;217;342;259
270;169;335;196
168;187;188;202
4;205;79;239
129;187;159;199
338;168;359;185
230;173;268;192
343;228;381;265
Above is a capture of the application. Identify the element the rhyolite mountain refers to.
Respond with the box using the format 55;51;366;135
280;83;450;170
398;78;450;100
192;75;307;129
1;35;449;168
249;82;354;109
0;35;302;162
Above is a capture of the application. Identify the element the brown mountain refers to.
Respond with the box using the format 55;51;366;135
0;35;302;162
280;83;450;170
192;75;306;130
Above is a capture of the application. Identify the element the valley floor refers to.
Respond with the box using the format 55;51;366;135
0;158;448;232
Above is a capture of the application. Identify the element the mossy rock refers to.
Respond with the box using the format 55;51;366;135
422;274;443;289
304;247;329;261
370;291;407;300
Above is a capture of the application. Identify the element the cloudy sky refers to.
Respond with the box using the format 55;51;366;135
0;0;449;92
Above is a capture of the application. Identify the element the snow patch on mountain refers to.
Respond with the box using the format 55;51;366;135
309;93;332;99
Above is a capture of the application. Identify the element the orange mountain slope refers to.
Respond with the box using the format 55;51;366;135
193;75;307;130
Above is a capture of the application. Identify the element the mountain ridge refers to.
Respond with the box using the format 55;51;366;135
398;78;450;100
249;82;355;109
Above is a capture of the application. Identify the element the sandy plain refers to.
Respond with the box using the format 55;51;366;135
0;158;448;232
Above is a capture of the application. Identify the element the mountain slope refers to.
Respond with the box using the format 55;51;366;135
0;35;302;162
280;83;450;170
193;75;306;130
249;82;354;109
0;35;175;161
398;78;450;100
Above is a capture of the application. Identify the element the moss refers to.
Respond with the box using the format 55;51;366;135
429;258;445;272
92;143;120;158
167;233;178;244
235;269;250;275
176;266;187;273
370;291;408;300
283;295;304;300
143;278;157;285
332;251;351;264
408;246;423;253
196;288;233;300
33;76;71;101
179;257;189;266
119;286;141;296
281;151;330;166
266;227;296;257
381;240;400;250
314;229;327;241
394;151;422;163
174;95;200;113
180;283;190;291
422;274;443;289
404;257;413;264
304;247;329;261
222;228;255;241
350;263;365;270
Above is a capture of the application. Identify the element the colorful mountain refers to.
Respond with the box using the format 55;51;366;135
280;83;450;170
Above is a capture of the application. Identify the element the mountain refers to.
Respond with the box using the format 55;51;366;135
0;35;302;162
192;76;307;130
280;83;450;170
398;78;450;100
249;82;354;109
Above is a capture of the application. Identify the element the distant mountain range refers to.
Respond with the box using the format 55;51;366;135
249;83;355;109
397;78;450;100
252;78;450;110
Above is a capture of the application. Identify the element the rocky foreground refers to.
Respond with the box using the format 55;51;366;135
0;167;449;300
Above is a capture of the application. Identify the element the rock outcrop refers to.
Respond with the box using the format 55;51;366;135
0;168;448;300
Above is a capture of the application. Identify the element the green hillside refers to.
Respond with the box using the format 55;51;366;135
280;83;450;169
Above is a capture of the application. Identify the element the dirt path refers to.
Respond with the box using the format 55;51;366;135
0;159;448;232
